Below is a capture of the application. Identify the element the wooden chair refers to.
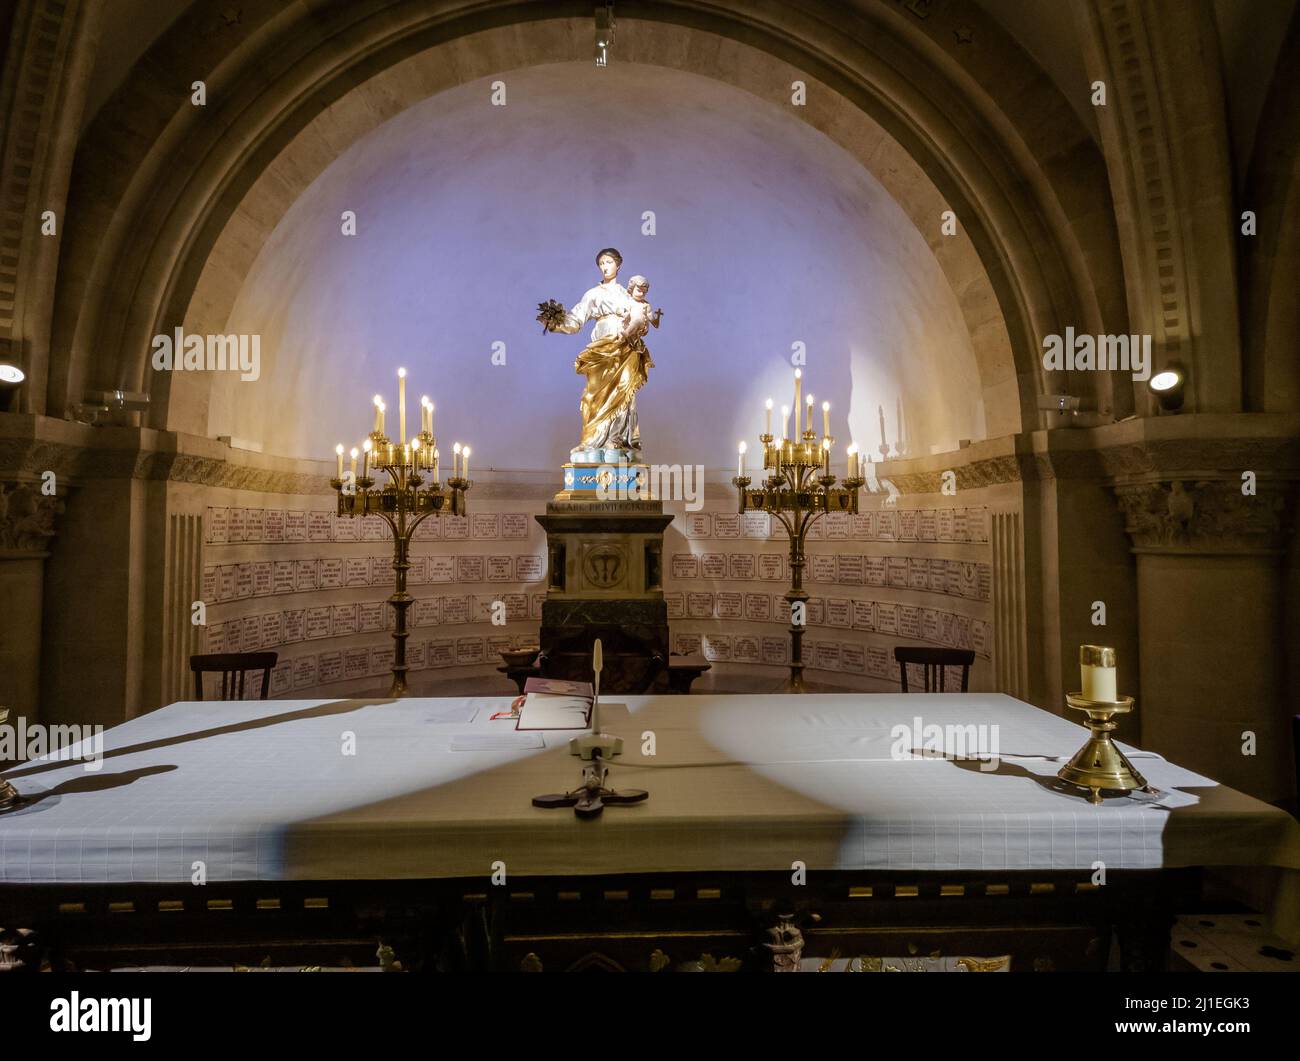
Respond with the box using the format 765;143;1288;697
190;652;278;701
894;646;975;693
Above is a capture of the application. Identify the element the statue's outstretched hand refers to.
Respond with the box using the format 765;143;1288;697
537;299;566;334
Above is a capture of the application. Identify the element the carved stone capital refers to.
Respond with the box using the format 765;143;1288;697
1113;478;1293;554
0;480;64;555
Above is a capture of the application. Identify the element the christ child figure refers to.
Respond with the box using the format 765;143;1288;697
620;275;662;341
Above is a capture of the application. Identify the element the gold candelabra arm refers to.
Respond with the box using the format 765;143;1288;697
732;475;752;514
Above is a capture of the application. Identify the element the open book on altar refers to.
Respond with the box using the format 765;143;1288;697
515;677;594;730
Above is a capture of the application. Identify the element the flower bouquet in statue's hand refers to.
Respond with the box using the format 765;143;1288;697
536;299;566;334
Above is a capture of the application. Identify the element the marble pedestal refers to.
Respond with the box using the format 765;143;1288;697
534;499;673;692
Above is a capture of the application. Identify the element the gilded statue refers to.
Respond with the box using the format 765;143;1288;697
537;248;662;463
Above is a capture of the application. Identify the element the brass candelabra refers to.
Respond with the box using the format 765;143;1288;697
733;426;864;693
330;375;471;696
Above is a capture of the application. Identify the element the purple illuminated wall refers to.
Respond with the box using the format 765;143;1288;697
211;62;985;469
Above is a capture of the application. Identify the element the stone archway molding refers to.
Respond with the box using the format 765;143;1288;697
49;0;1128;447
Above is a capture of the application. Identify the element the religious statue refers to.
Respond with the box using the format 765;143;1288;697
537;247;662;464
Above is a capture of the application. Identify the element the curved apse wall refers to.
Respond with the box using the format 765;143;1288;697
211;61;985;469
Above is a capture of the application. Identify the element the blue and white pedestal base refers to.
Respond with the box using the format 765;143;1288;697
557;462;651;501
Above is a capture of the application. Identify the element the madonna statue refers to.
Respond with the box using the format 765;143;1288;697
537;247;661;463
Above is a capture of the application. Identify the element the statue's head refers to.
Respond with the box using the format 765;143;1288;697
627;275;649;300
595;247;622;280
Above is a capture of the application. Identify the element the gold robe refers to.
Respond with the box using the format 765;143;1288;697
574;334;654;450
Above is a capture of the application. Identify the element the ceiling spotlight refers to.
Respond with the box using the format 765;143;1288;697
1148;365;1185;412
594;2;614;67
0;362;24;412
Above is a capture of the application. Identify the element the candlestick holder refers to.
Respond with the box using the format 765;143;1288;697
733;429;864;694
1058;693;1148;803
331;428;470;696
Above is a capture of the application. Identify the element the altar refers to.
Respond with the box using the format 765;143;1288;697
1;693;1296;972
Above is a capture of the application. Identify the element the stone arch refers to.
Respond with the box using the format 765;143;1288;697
1242;6;1300;414
49;0;1127;443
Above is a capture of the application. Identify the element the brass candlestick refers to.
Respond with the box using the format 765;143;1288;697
1058;694;1148;803
331;425;470;697
733;429;864;693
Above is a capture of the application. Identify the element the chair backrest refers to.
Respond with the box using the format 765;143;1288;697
893;646;975;693
190;652;279;701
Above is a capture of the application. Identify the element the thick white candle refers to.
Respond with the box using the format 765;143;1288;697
335;443;344;478
372;395;383;434
462;446;470;478
793;369;802;436
780;404;790;441
847;443;858;478
822;400;830;438
738;440;747;477
765;398;773;436
1080;645;1117;701
362;439;371;479
421;396;430;435
349;447;358;479
453;442;462;479
398;368;407;443
433;447;439;482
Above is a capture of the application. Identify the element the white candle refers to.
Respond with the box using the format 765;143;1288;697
362;439;371;479
765;398;773;436
821;436;830;474
793;369;802;436
738;440;747;477
806;393;814;437
462;446;471;479
349;447;358;480
372;395;383;434
395;369;405;444
411;438;421;469
428;400;435;438
335;443;344;478
453;442;462;479
780;405;789;441
1080;645;1117;701
847;443;859;478
433;447;440;482
421;396;431;435
822;400;830;438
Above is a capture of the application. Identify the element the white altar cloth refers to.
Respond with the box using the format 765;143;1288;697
1;693;1297;887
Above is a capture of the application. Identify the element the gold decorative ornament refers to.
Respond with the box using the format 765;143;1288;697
732;378;864;692
330;372;470;696
1057;693;1148;803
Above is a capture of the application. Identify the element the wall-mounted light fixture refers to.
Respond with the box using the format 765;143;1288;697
0;362;24;412
73;388;151;425
1148;365;1185;413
